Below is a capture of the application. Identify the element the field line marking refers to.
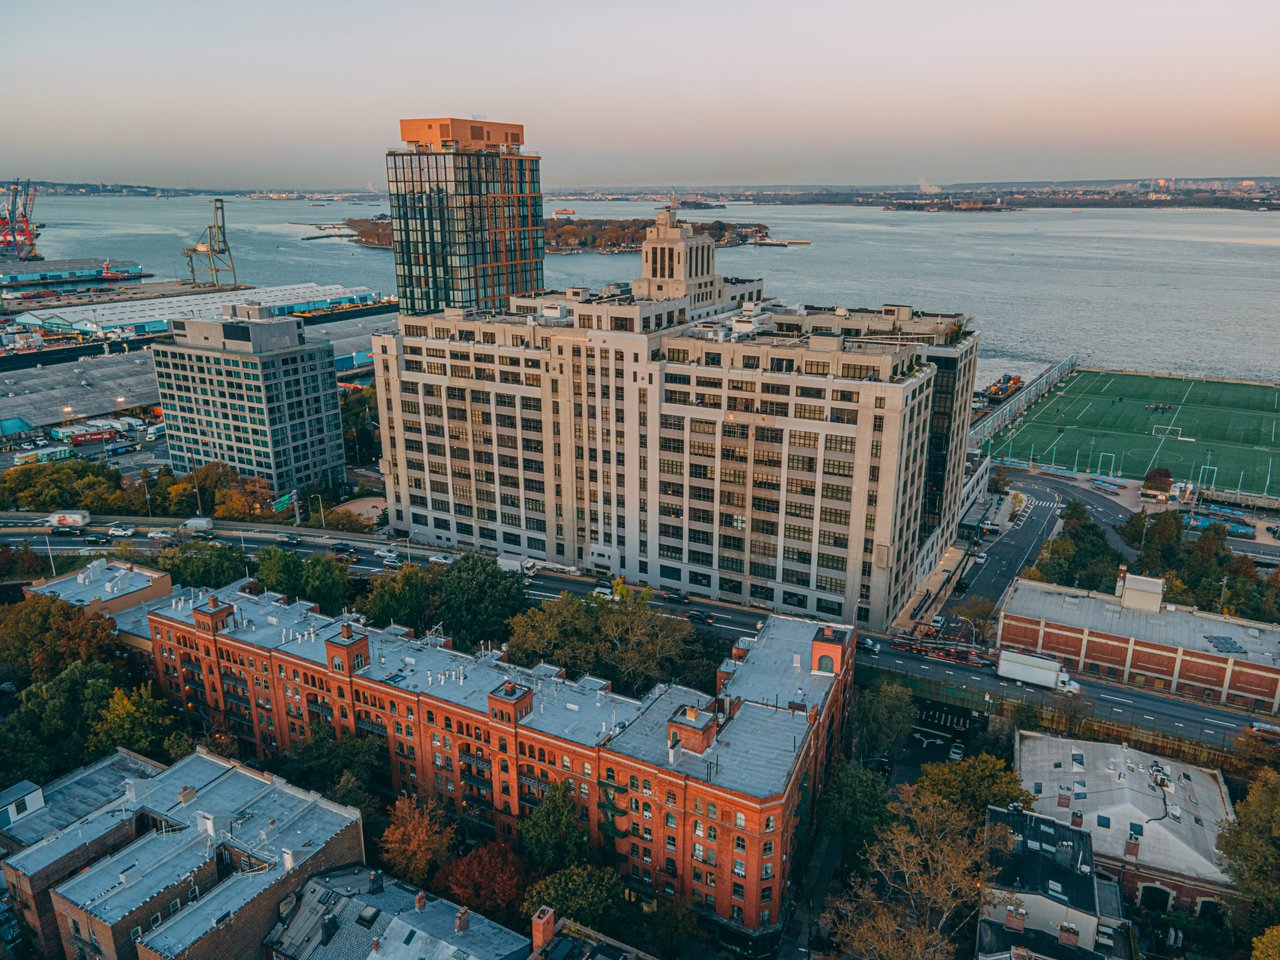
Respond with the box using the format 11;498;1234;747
1074;401;1093;422
1144;379;1198;477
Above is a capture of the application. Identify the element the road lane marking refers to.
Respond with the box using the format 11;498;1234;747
1202;718;1235;727
1100;694;1133;704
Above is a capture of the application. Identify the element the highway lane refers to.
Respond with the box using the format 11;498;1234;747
862;642;1250;751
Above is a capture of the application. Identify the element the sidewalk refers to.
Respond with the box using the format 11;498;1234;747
776;836;844;960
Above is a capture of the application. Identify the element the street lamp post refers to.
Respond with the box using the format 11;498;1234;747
310;495;327;529
956;615;979;647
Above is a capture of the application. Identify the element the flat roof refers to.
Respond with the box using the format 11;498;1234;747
28;558;165;607
0;750;164;848
718;616;847;715
988;806;1097;914
0;312;396;429
607;687;813;799
1004;579;1280;669
0;259;141;281
1016;731;1233;886
265;865;529;960
15;284;374;331
45;752;359;958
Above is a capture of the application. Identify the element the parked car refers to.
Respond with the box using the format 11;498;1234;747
374;547;399;560
686;610;714;625
975;553;988;565
948;742;965;762
34;438;49;447
382;557;403;569
147;529;173;541
19;442;34;450
108;526;135;538
664;589;691;604
428;554;454;566
930;615;946;629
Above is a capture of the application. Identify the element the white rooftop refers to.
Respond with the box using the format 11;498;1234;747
1016;730;1234;887
28;558;165;607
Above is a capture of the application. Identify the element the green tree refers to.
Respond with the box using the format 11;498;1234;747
0;594;117;687
333;769;388;848
279;722;387;795
849;681;916;762
87;685;180;759
380;795;456;888
254;546;306;599
952;595;998;646
521;865;625;929
300;555;352;615
154;541;248;589
163;729;196;761
1254;926;1280;960
819;760;892;869
1219;768;1280;934
340;386;380;467
916;754;1036;820
0;661;121;788
435;555;530;651
987;464;1010;495
521;780;590;873
357;563;445;636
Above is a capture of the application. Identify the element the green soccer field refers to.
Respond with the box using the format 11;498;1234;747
988;369;1280;496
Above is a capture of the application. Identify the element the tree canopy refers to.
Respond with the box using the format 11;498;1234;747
849;681;916;762
87;685;181;759
0;594;117;687
433;843;528;925
152;541;248;590
819;760;892;869
521;864;625;929
1219;769;1280;934
915;754;1036;820
520;780;590;874
380;795;457;888
1024;500;1123;591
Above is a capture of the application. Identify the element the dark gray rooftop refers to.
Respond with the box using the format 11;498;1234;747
987;806;1097;914
264;865;528;960
0;750;164;848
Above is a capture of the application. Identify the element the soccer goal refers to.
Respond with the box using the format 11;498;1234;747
1152;425;1182;439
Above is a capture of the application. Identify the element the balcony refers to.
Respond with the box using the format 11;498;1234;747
459;752;491;772
518;773;548;792
306;700;334;719
596;796;628;817
600;818;628;840
518;792;542;810
597;778;628;793
224;692;250;708
460;770;490;790
356;717;388;737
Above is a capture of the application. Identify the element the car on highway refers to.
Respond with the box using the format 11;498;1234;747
333;550;358;563
948;743;965;762
428;554;454;566
190;530;218;541
857;636;881;655
975;553;988;565
147;529;173;541
687;610;714;625
374;547;399;560
81;534;110;545
47;527;83;537
108;526;135;537
331;542;355;553
382;557;404;569
591;586;619;601
275;533;301;546
664;589;691;604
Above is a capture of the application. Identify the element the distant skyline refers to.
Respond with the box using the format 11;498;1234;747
13;0;1280;190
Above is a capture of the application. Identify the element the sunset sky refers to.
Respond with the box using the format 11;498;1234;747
14;0;1280;189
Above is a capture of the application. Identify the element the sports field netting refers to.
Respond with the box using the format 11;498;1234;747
988;369;1280;497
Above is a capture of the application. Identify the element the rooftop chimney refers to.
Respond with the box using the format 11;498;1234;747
823;625;833;638
320;914;337;945
531;906;556;954
372;938;379;953
369;870;383;894
179;785;197;805
341;623;353;639
414;891;427;912
208;595;218;609
454;907;469;933
685;705;698;720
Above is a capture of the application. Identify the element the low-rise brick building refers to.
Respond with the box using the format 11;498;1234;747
1015;731;1235;917
998;571;1280;712
1;749;362;960
141;580;855;958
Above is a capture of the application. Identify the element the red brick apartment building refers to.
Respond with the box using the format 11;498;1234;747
999;570;1280;713
141;580;855;957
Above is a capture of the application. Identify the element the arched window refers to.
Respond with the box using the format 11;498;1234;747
707;825;718;841
500;759;509;773
606;768;616;783
629;775;639;790
642;779;652;795
583;762;592;777
630;797;640;812
817;654;835;673
538;748;546;763
642;802;652;819
352;654;366;670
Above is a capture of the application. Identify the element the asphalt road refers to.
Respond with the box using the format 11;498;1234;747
0;524;763;637
862;642;1251;751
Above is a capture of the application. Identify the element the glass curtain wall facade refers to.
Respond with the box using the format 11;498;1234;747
387;149;544;314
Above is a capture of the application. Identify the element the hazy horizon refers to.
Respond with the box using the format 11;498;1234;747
14;0;1280;190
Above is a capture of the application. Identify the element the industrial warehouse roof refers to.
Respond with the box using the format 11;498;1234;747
0;312;395;428
1015;731;1233;887
1003;578;1280;669
263;866;529;960
0;259;142;283
13;283;375;333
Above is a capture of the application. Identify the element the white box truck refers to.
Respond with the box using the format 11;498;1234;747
181;517;214;532
997;649;1081;695
45;510;91;529
497;556;539;577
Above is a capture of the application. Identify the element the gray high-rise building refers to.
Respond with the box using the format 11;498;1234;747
154;305;346;496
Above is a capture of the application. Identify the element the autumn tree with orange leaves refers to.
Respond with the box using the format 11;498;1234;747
379;796;456;888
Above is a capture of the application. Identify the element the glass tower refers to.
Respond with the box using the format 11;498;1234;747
387;118;544;315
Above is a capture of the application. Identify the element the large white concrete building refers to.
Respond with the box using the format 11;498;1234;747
373;211;977;628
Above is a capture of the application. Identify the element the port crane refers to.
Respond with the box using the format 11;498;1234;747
183;198;236;289
0;181;39;260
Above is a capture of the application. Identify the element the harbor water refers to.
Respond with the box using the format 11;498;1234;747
29;196;1280;382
